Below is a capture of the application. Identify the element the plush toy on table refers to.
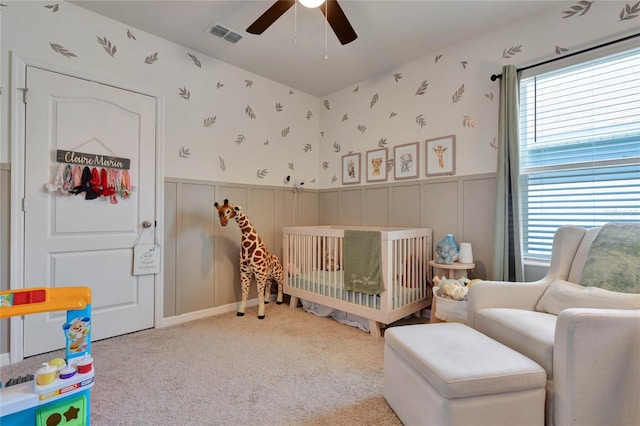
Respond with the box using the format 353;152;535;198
214;199;284;319
432;276;481;301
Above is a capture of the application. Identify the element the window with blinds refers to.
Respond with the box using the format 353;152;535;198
519;46;640;259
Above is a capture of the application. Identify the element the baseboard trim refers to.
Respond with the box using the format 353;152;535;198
159;296;274;328
1;352;10;367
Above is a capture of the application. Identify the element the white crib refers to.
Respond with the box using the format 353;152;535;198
283;226;432;337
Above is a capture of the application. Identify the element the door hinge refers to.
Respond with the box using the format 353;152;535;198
21;198;26;212
18;87;28;104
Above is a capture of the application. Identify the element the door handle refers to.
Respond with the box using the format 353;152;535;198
142;220;153;229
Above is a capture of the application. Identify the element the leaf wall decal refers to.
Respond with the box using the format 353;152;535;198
416;114;426;128
619;1;640;20
96;36;117;57
49;42;77;59
353;86;359;93
357;124;366;133
144;52;158;64
245;105;256;120
235;134;246;145
178;87;190;100
562;0;593;18
484;92;494;101
490;137;498;149
288;162;294;170
460;61;468;69
245;80;253;88
389;112;398;119
342;113;349;122
332;142;341;153
435;54;443;63
256;169;268;178
281;127;290;137
306;111;313;120
393;73;402;82
370;93;379;109
324;100;331;110
502;45;522;59
179;147;191;158
264;140;269;146
452;84;465;103
555;46;569;55
332;175;337;183
219;156;226;171
303;144;312;152
127;29;137;40
275;102;283;112
415;80;429;95
188;53;201;68
378;138;387;147
323;162;329;170
203;116;216;127
289;90;295;95
216;82;224;89
44;4;59;12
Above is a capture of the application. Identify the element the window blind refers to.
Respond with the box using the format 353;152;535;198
519;47;640;259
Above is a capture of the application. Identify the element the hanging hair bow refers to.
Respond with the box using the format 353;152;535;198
103;168;118;203
71;166;99;199
45;164;69;194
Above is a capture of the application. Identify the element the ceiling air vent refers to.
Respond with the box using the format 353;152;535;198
207;23;243;44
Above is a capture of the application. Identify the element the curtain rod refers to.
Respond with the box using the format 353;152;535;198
490;32;640;81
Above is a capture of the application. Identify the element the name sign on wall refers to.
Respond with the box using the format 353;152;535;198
57;149;130;170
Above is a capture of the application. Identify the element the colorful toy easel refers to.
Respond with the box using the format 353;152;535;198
0;287;95;426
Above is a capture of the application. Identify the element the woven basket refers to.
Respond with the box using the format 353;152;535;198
433;288;468;323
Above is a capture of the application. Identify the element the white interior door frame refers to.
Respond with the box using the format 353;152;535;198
9;53;166;363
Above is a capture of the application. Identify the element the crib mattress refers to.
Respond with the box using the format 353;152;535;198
288;270;422;310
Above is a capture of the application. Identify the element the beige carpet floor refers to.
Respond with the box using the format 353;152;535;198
1;303;429;425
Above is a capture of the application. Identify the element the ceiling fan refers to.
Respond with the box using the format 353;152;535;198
246;0;357;45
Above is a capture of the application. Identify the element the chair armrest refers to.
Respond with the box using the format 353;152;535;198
553;309;640;426
467;280;551;328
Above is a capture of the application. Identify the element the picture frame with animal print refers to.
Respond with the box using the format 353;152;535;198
366;148;388;182
394;142;419;180
426;135;456;177
342;152;361;185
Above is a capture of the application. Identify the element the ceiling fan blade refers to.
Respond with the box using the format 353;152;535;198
247;0;296;34
320;0;357;45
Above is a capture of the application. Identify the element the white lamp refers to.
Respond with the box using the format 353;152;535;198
299;0;326;8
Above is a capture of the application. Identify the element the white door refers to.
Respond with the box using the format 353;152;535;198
22;66;157;357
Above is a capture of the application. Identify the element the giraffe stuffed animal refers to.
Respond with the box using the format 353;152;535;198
214;199;284;319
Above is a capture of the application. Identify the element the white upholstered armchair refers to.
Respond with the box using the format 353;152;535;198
467;224;640;426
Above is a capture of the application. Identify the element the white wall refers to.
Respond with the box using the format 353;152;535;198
0;1;320;187
318;1;638;187
1;1;636;190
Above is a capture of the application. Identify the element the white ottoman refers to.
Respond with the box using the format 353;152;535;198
384;323;546;426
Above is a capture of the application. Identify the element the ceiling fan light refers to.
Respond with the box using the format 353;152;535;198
299;0;325;9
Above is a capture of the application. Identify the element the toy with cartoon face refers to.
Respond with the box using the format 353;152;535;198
63;316;91;353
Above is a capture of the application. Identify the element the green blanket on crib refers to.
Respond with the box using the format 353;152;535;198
343;230;385;295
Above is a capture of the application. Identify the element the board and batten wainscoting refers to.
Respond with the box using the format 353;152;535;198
1;172;496;359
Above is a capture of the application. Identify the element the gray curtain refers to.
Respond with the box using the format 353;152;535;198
492;65;524;281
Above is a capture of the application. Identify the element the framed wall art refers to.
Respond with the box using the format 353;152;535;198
366;148;388;183
394;142;419;180
426;135;456;177
342;152;361;185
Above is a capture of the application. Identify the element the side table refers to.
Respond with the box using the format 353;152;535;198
429;260;475;279
428;260;475;323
